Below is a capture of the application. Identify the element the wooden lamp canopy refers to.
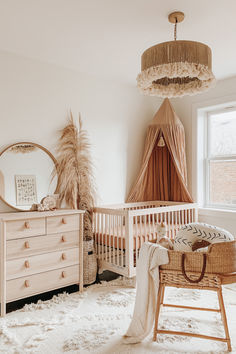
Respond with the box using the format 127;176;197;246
137;11;216;98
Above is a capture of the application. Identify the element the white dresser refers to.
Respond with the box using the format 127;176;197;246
0;209;84;316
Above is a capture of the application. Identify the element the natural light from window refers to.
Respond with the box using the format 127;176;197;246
206;109;236;208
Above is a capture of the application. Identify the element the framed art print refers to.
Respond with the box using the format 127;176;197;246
15;175;37;206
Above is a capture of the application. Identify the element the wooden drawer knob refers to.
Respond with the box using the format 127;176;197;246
62;271;66;278
61;235;66;242
61;253;66;260
25;280;30;287
61;218;67;224
24;221;30;229
25;260;30;268
24;241;30;249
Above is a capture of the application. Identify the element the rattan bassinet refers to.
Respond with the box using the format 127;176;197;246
161;240;236;278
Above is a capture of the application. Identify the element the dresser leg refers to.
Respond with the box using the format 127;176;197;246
0;221;6;317
1;302;6;317
79;214;83;292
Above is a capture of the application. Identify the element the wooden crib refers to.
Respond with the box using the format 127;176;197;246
93;201;198;277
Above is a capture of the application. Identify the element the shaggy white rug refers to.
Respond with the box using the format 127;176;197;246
0;277;236;353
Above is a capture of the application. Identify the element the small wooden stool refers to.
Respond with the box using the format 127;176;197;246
153;269;236;352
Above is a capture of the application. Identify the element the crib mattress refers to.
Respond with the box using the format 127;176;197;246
94;223;161;250
95;222;181;249
95;233;158;250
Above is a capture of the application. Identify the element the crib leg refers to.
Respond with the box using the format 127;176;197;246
153;283;164;341
217;288;232;352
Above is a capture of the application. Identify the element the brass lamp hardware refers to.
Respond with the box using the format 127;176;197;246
61;253;66;260
25;280;30;287
24;241;30;248
24;221;30;229
62;271;66;278
25;260;30;268
61;218;67;224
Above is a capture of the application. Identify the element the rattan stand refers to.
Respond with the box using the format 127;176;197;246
153;269;236;352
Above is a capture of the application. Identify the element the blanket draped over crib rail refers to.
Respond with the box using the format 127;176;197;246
123;242;169;343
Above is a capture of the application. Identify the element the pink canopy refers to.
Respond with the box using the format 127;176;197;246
127;98;193;203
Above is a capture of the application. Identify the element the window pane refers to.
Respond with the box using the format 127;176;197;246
209;110;236;156
209;160;236;206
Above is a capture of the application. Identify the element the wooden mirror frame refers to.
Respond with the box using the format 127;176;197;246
0;142;58;211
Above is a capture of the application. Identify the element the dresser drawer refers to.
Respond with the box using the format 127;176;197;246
46;214;80;234
7;265;80;302
7;248;79;280
6;218;46;240
7;231;79;260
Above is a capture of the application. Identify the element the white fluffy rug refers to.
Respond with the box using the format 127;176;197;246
0;277;236;354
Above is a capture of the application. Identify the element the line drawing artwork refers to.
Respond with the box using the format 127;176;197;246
15;175;37;206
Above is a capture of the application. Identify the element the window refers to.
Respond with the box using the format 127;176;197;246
205;108;236;209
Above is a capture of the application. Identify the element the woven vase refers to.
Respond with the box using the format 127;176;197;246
83;239;97;285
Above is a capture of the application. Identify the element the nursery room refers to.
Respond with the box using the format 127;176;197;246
0;0;236;353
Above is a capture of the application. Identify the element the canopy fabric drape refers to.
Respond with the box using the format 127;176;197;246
127;98;193;203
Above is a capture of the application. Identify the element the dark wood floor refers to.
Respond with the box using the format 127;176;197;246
6;271;119;314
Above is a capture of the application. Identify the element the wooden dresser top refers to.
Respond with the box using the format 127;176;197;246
0;209;85;221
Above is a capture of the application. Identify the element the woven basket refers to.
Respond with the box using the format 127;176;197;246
83;239;97;285
161;240;236;275
160;269;222;288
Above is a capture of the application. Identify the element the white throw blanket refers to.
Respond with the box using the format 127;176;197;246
123;242;169;344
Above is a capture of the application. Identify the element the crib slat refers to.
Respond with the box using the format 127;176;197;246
109;214;111;263
174;210;178;237
134;215;137;266
114;215;117;266
148;214;151;241
172;211;175;239
193;208;197;222
101;213;104;261
105;213;107;259
167;211;169;239
181;210;184;227
116;215;119;266
171;211;174;240
94;213;97;255
112;215;115;265
98;213;101;262
156;213;163;241
121;215;124;268
152;213;155;240
144;213;147;243
117;215;120;267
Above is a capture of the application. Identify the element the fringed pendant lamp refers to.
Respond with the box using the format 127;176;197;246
137;11;216;98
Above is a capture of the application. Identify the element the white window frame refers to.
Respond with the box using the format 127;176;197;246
204;107;236;210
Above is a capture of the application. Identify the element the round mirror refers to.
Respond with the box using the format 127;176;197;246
0;142;58;211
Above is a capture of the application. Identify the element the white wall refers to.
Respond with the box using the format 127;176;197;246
0;50;160;212
169;77;236;235
2;49;234;235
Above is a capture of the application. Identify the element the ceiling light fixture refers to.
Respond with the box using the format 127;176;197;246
137;11;216;98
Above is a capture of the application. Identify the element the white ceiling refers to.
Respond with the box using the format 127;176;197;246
0;0;236;84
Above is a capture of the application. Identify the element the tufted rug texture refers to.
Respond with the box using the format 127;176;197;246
0;277;236;353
